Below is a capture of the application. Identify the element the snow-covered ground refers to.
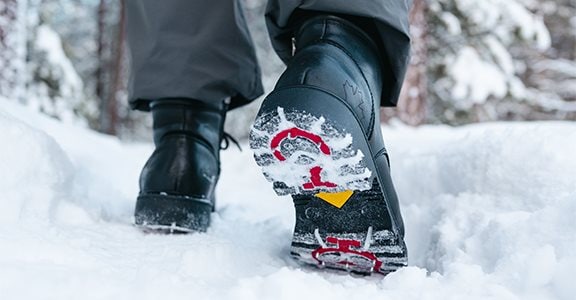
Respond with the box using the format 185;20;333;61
1;98;575;300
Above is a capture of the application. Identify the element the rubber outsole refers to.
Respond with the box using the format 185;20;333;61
136;224;196;234
134;194;212;233
250;87;407;275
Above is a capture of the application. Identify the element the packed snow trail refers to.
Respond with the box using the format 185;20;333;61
1;98;575;300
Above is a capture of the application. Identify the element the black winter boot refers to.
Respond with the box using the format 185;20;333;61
249;15;407;274
135;99;227;233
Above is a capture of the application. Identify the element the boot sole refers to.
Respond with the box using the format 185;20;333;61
250;87;407;275
134;194;212;233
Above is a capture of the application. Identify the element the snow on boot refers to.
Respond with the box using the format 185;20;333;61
135;99;227;233
250;15;407;274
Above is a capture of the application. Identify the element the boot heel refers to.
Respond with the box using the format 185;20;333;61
250;87;407;274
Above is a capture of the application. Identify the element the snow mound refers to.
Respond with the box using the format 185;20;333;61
0;110;73;225
386;123;576;300
1;99;575;300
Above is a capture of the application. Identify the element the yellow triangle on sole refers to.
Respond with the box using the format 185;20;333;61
315;190;354;208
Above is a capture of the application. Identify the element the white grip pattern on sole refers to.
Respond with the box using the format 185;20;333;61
250;107;372;196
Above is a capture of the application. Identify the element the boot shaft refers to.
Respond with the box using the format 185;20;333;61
294;15;384;104
276;15;384;139
150;99;227;159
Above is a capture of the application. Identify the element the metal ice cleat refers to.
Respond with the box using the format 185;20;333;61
311;227;382;272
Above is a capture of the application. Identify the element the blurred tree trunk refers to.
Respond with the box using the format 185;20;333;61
96;0;126;135
96;0;109;131
382;0;428;126
106;0;126;135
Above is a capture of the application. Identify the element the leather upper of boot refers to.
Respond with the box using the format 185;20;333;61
276;15;384;144
139;99;226;204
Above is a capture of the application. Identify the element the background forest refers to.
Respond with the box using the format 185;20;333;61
1;2;576;298
1;0;575;140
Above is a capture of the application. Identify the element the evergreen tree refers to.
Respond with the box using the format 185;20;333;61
0;0;27;101
426;0;552;124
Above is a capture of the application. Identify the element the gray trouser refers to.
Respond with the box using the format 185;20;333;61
126;0;412;111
